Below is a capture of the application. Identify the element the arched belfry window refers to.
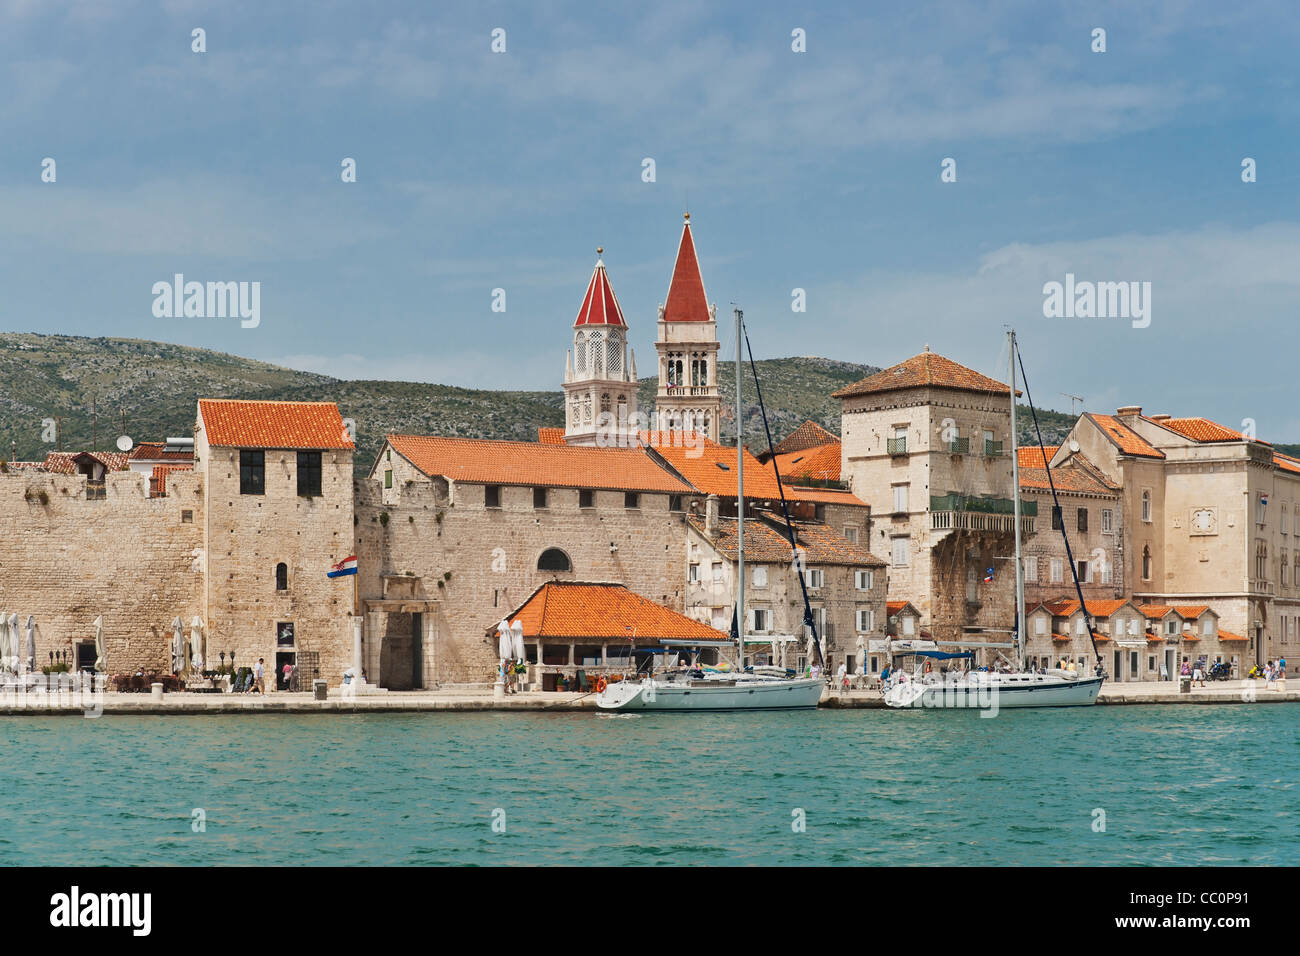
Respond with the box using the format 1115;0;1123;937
538;548;571;572
574;332;586;373
275;562;288;591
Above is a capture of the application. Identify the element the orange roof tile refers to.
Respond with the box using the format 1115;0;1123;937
1050;599;1132;618
779;483;867;507
772;421;839;456
129;442;194;462
1274;453;1300;476
648;441;783;499
1017;446;1060;469
1218;629;1247;641
199;400;353;450
1019;459;1118;495
1173;605;1210;619
688;515;884;566
1087;415;1165;459
537;427;565;445
42;451;129;474
832;350;1010;399
773;441;841;482
387;434;693;494
150;463;192;496
886;601;917;616
1139;604;1178;619
1151;417;1260;444
504;582;725;642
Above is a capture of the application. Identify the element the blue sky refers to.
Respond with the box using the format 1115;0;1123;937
3;1;1300;438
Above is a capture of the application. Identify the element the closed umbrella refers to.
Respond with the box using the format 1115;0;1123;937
171;617;184;674
190;616;204;671
25;616;35;673
0;610;10;673
496;621;512;660
510;619;525;661
93;616;106;672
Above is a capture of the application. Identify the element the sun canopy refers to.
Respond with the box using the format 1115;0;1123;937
901;650;973;660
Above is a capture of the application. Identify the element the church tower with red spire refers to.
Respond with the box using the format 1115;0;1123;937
654;213;721;442
563;248;639;446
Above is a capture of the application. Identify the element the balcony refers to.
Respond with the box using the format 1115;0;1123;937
85;479;106;501
984;440;1004;457
948;438;969;455
664;385;715;397
932;511;1036;535
887;438;908;456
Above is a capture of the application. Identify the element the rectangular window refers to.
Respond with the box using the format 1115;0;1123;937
1051;506;1063;530
1035;617;1047;636
1077;508;1088;532
891;537;909;567
1142;491;1152;523
688;563;699;582
1050;558;1063;583
384;469;393;489
1256;494;1267;525
753;566;768;588
1102;509;1113;532
1077;560;1089;583
887;425;908;455
1166;619;1178;635
579;489;594;508
857;609;874;632
752;608;769;631
239;450;265;495
181;509;193;524
297;451;322;497
711;562;723;582
1024;557;1037;582
804;568;824;589
902;616;915;635
1202;617;1212;636
533;487;548;509
854;569;874;590
843;526;858;544
625;492;640;509
670;495;683;512
485;485;501;508
1100;557;1112;584
892;484;908;513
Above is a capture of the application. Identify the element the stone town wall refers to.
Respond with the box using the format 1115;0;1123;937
200;441;355;689
0;469;204;675
354;477;690;685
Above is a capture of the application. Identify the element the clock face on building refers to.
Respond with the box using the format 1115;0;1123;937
1190;508;1217;535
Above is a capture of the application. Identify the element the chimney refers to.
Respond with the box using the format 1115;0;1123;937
705;494;719;536
1148;414;1171;422
1116;405;1142;418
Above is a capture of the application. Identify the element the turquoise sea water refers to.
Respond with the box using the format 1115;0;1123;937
2;705;1297;866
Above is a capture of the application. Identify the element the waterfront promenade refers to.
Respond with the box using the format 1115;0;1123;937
0;679;1294;714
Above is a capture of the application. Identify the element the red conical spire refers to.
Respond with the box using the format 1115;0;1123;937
662;212;711;323
573;247;628;328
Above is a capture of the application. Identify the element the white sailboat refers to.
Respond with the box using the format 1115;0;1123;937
596;308;825;712
883;330;1104;710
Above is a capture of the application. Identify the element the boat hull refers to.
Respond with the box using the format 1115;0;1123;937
884;674;1103;709
596;677;825;712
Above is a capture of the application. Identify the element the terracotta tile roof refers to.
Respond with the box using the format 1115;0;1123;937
1138;605;1178;619
1151;417;1259;444
42;451;129;474
388;434;694;493
661;215;712;323
1017;446;1059;469
150;463;192;496
1173;605;1210;619
1019;459;1118;495
1218;629;1247;641
1050;599;1132;618
832;349;1010;399
886;601;917;617
773;441;841;482
639;430;713;450
779;483;868;507
1147;632;1167;643
198;400;353;450
537;427;565;445
1274;453;1300;476
772;421;839;456
129;442;194;462
503;582;725;642
649;441;784;499
1051;632;1072;642
572;255;628;328
1087;414;1165;459
688;514;884;566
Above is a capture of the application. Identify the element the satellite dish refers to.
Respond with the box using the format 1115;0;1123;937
1068;439;1080;453
116;435;133;452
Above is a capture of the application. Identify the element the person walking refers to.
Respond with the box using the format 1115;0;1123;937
836;661;848;696
254;657;265;694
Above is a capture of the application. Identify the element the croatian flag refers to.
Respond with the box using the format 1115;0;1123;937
983;567;994;583
328;555;358;578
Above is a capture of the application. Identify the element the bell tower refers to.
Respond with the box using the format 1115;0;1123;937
654;213;720;442
563;248;638;446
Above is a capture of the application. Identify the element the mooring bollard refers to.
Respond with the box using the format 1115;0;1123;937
151;682;164;701
313;679;328;701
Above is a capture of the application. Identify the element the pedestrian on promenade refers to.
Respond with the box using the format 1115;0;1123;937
254;657;265;694
1279;656;1288;690
1265;660;1276;691
1192;660;1204;687
836;662;848;695
1180;660;1191;679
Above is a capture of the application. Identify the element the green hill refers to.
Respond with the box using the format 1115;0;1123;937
0;332;1079;467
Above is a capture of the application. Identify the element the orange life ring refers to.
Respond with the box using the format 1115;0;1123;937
596;677;608;693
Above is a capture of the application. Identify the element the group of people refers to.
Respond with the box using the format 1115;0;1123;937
1262;657;1288;689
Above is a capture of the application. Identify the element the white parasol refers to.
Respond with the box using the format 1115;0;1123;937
510;619;525;661
0;610;11;673
171;617;184;674
25;616;35;673
190;616;204;671
496;620;512;660
93;615;106;672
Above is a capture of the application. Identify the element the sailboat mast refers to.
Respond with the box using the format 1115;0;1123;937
735;307;745;670
1009;329;1026;667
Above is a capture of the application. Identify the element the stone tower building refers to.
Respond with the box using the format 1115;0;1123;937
563;250;638;447
655;214;721;442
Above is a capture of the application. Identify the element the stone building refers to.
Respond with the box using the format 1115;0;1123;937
684;495;887;675
654;213;722;442
834;348;1034;646
358;434;696;685
195;399;356;689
